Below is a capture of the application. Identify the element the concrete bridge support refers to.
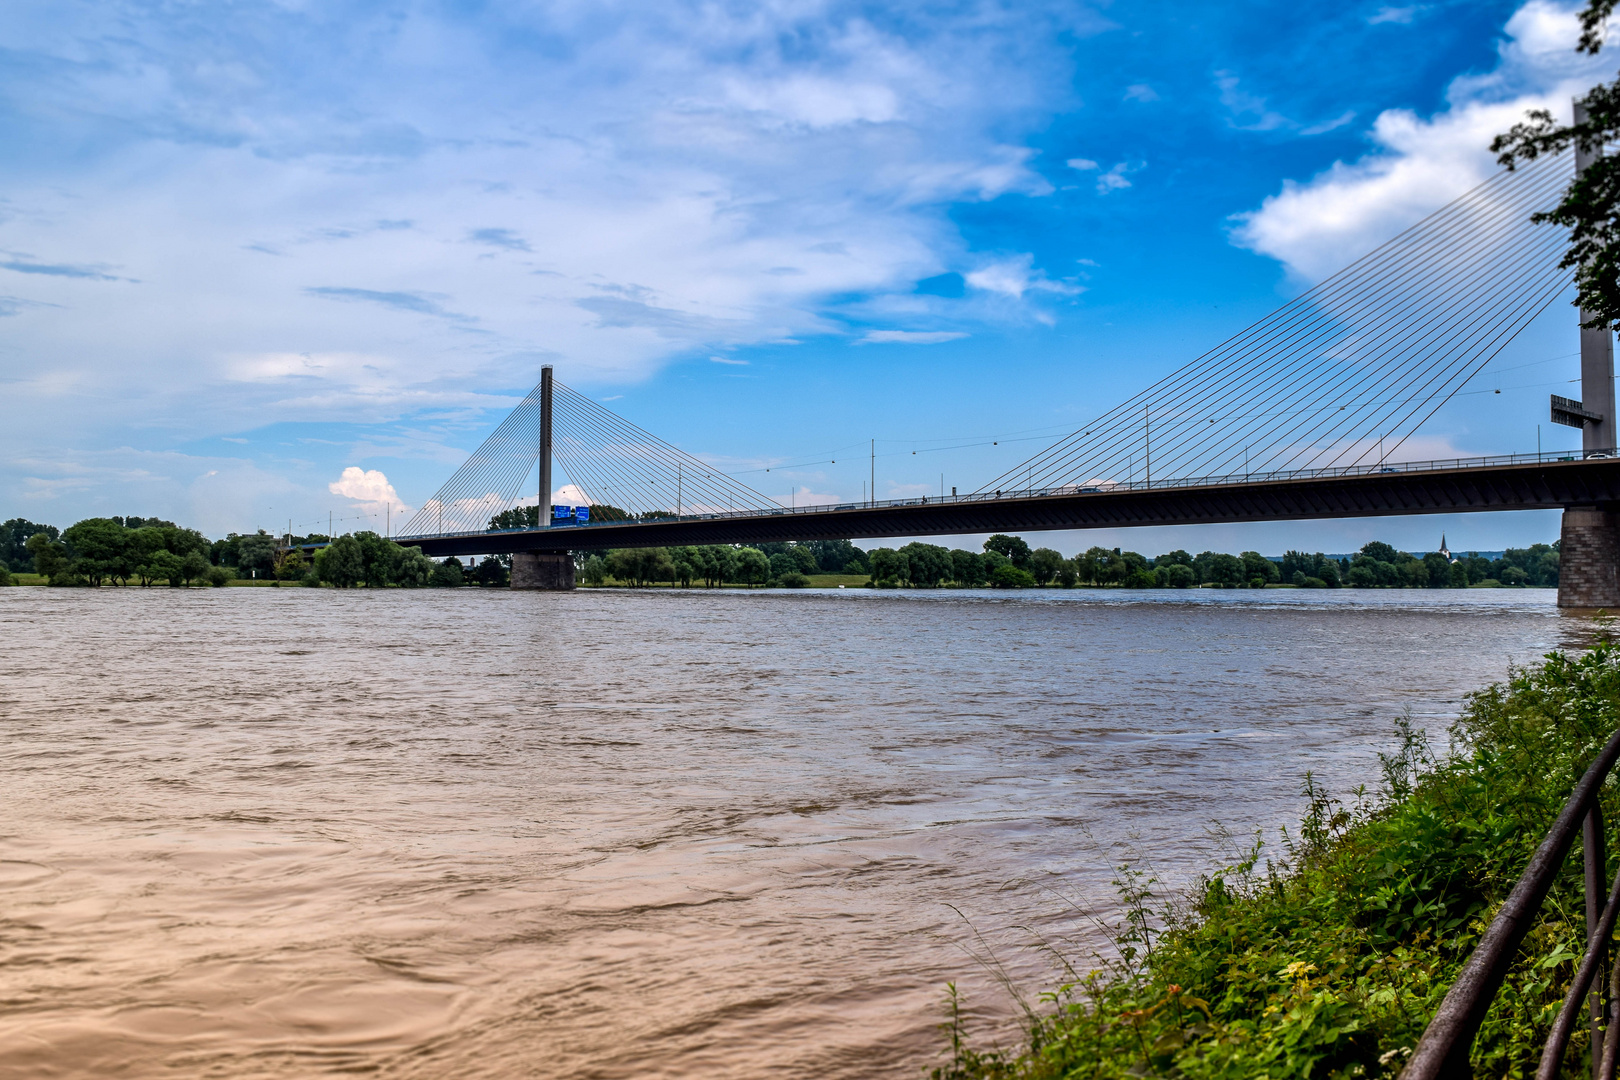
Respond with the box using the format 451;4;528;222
1559;507;1620;608
512;551;575;590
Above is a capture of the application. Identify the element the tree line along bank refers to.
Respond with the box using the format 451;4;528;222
0;516;1561;590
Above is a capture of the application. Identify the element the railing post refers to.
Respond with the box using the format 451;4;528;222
1589;802;1610;1079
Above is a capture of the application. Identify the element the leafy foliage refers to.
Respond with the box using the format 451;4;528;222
1492;0;1620;329
932;645;1620;1079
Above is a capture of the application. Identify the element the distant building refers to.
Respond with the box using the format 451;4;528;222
1439;534;1452;561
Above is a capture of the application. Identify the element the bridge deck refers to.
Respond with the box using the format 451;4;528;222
396;453;1620;558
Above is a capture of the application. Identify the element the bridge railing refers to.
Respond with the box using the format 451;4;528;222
1401;725;1620;1080
393;447;1616;544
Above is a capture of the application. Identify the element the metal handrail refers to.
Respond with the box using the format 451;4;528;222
393;447;1619;545
1403;726;1620;1079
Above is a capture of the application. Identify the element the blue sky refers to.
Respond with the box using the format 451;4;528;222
2;0;1614;554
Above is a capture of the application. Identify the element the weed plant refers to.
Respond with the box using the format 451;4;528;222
935;642;1620;1079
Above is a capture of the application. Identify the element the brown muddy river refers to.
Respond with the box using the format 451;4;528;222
0;586;1587;1078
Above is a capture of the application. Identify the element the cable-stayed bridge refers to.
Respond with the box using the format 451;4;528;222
394;148;1620;606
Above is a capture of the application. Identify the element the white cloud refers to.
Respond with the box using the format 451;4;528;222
709;356;750;365
1094;162;1138;193
551;484;591;505
1300;110;1357;136
1233;0;1615;282
1123;84;1159;102
785;486;841;506
0;0;1089;503
1368;6;1426;25
329;466;411;517
1215;71;1290;131
965;254;1083;299
858;329;969;344
1068;158;1139;192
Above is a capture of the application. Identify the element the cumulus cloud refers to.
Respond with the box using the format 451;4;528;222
329;466;411;517
1234;0;1614;282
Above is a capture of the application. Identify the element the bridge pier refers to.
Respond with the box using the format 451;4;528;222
1559;507;1620;608
511;551;575;590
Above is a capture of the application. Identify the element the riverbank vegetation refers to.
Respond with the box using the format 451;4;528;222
1;514;1560;591
575;537;1559;590
932;642;1620;1079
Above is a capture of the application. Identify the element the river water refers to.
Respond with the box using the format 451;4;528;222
0;587;1589;1079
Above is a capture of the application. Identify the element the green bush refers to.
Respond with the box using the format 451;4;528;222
205;565;232;587
776;572;811;588
990;564;1037;589
934;644;1620;1080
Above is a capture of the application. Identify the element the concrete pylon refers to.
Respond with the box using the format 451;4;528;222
1558;103;1620;608
511;366;575;590
512;551;575;590
1559;508;1620;607
1575;102;1617;457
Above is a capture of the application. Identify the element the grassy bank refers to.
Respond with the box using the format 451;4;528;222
937;643;1620;1079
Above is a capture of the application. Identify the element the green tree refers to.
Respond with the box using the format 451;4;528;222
734;547;770;585
805;539;862;573
1422;551;1452;588
669;547;697;587
695;545;736;587
177;551;209;586
1076;547;1110;584
1163;563;1196;589
395;547;434;587
0;564;11;586
275;549;307;581
430;557;465;587
315;536;365;588
351;531;398;587
767;552;797;579
62;518;132;586
868;547;908;585
26;531;70;583
1358;541;1400;564
899;542;953;587
488;506;541;530
1028;547;1066;585
235;531;278;578
1;518;59;572
989;563;1036;588
1125;567;1159;588
205;565;233;587
137;549;183;586
476;555;509;587
1155;549;1194;569
1203;552;1245;587
983;534;1031;569
1492;1;1620;329
607;547;674;586
1240;551;1280;585
951;549;987;586
578;555;607;586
